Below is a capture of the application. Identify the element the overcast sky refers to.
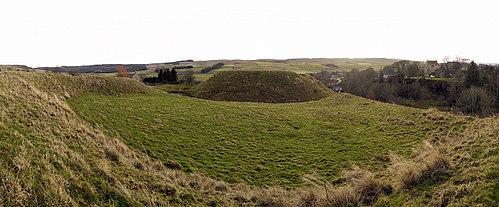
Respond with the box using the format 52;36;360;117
1;0;498;67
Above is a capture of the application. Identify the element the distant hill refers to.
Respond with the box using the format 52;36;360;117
36;64;147;73
183;58;399;72
32;58;398;81
0;65;33;72
188;71;332;103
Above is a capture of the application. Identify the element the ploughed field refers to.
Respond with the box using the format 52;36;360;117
69;91;449;187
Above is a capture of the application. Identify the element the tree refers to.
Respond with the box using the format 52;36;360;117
407;62;423;77
464;61;481;88
158;69;164;82
457;87;493;117
170;68;178;83
116;65;129;78
183;70;195;84
378;71;384;83
163;69;170;83
480;65;499;102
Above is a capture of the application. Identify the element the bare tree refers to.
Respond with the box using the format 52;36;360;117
116;65;129;78
183;70;195;84
457;87;493;117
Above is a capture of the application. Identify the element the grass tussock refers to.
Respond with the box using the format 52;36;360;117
297;167;391;207
395;142;451;189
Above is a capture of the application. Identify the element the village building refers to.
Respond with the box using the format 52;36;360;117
425;60;440;77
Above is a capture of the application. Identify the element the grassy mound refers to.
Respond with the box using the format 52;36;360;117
6;72;153;98
188;71;331;103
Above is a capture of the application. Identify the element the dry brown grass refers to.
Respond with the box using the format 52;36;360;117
394;142;450;189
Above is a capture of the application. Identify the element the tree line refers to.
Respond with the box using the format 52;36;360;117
143;68;178;84
316;60;499;117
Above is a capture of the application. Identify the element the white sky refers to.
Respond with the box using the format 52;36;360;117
1;0;498;67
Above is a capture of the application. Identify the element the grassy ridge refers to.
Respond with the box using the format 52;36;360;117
8;72;153;98
69;90;450;186
189;71;332;103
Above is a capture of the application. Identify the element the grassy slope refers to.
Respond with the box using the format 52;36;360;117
70;88;451;187
377;115;498;206
188;71;332;103
2;71;496;206
0;72;280;206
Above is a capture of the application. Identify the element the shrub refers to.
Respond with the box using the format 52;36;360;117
115;65;129;78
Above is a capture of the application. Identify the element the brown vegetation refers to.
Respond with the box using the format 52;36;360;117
115;65;129;78
394;143;451;189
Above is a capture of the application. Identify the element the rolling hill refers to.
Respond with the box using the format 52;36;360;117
0;71;497;206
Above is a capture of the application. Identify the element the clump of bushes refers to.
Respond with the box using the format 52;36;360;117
143;68;178;84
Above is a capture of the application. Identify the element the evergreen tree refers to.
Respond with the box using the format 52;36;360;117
465;61;481;88
158;69;164;82
165;69;171;83
170;68;177;83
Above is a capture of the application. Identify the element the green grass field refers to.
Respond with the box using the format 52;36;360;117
69;91;451;187
153;84;195;93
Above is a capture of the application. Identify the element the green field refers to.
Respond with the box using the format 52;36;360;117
69;91;449;186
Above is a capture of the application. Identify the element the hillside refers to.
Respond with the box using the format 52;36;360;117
1;71;497;206
188;71;332;103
